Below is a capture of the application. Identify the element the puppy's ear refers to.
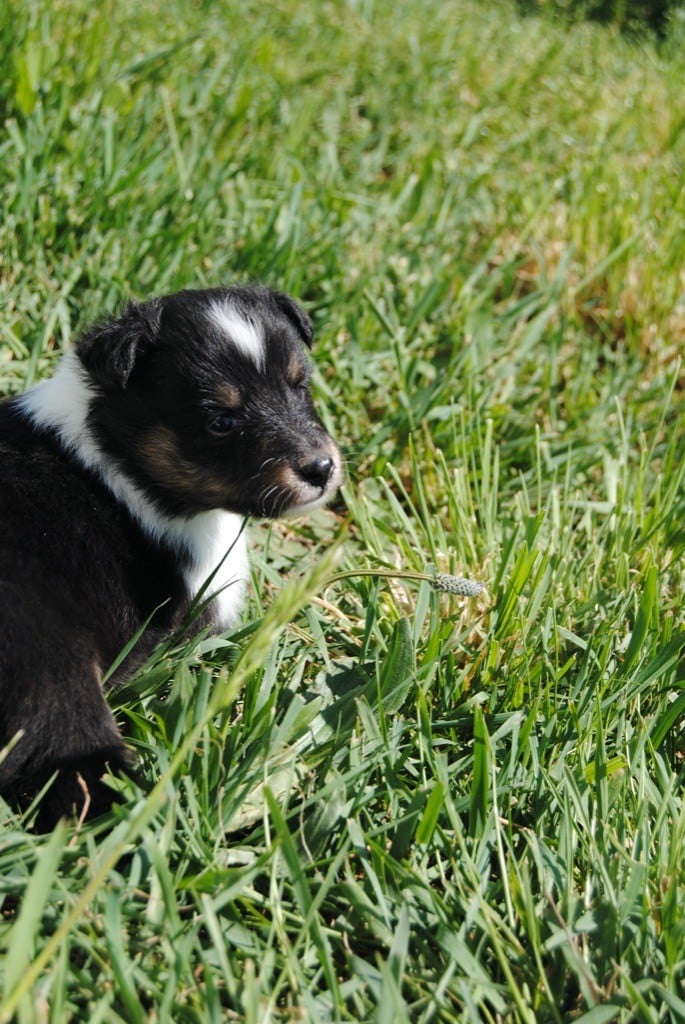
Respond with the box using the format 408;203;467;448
76;300;161;389
273;292;313;348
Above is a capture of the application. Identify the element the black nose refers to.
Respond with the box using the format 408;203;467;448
297;455;334;490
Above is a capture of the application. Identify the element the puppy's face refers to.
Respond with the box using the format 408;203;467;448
76;287;343;519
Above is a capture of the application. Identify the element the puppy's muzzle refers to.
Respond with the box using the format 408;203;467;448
275;440;343;517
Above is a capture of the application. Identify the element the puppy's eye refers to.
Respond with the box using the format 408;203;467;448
208;412;241;435
291;376;310;392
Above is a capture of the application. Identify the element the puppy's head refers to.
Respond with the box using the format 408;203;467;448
76;286;343;519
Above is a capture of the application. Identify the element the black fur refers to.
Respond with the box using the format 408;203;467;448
0;286;341;828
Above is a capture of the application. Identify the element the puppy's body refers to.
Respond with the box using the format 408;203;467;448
0;286;341;824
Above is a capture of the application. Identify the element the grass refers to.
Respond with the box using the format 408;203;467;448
1;0;684;1020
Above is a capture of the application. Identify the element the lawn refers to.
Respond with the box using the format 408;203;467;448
0;0;684;1020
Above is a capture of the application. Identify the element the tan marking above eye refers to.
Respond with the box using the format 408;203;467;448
286;353;308;386
215;382;242;408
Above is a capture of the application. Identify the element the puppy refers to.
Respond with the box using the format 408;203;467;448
0;285;342;826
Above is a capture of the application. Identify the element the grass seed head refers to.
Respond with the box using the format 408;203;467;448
432;573;486;597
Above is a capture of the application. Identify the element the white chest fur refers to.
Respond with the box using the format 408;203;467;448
18;351;249;630
163;509;248;629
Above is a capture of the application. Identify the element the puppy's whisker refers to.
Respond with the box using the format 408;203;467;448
248;456;279;484
259;483;280;505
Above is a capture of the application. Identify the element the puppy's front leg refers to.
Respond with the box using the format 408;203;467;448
0;615;130;829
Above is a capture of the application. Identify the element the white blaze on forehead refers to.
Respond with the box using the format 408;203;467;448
208;302;265;370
